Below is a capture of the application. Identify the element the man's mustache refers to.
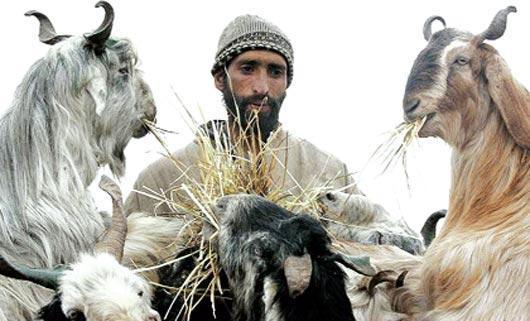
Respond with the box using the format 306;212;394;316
237;95;281;110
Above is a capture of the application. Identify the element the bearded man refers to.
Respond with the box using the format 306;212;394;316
125;15;361;216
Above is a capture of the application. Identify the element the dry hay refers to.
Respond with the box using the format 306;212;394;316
366;116;427;189
136;107;426;319
139;107;337;320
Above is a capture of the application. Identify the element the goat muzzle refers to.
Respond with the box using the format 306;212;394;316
403;97;422;121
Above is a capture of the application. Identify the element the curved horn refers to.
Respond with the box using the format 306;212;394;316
423;16;446;41
368;270;396;296
420;209;447;247
0;257;63;290
95;175;127;262
395;270;408;288
475;6;517;45
84;1;115;53
283;253;312;298
24;10;71;45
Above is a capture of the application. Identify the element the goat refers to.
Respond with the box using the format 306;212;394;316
152;194;427;321
395;6;530;320
319;191;425;254
213;193;378;321
0;176;161;321
0;2;156;319
335;240;421;321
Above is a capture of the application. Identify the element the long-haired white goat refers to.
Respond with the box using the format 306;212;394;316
0;176;162;321
0;2;158;320
393;6;530;321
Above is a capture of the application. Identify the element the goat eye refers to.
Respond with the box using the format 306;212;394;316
455;57;469;66
325;192;336;202
138;290;144;297
119;67;129;75
67;309;85;321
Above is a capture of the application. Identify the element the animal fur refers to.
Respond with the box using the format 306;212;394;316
397;7;530;320
0;16;156;321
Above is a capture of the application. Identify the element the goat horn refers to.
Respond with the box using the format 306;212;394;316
420;209;447;247
84;1;114;54
475;6;517;45
367;270;397;296
423;16;446;41
395;270;408;288
24;10;71;45
283;253;312;298
0;256;64;290
330;253;376;276
95;175;127;262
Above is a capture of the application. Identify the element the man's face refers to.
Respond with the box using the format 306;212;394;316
215;50;288;140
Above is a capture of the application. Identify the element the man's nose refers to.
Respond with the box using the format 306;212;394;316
252;71;270;96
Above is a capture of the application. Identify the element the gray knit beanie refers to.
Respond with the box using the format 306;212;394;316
212;15;294;87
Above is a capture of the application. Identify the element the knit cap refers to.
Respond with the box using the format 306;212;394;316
212;15;294;87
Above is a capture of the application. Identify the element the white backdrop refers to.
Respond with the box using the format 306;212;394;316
1;0;527;232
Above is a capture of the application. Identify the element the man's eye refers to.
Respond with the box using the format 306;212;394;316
270;69;284;77
241;65;253;73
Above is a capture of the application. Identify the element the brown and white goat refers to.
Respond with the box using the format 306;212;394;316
396;6;530;321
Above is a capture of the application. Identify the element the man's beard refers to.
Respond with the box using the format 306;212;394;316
222;83;286;142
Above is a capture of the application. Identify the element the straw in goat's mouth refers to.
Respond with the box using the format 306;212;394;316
368;116;427;186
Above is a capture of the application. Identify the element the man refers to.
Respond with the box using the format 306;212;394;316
125;15;360;216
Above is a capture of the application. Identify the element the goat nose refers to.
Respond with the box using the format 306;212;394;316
404;98;421;115
215;196;230;212
144;104;157;122
147;310;161;321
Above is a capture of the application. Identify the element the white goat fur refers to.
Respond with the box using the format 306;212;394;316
0;34;155;320
320;192;423;249
59;253;158;321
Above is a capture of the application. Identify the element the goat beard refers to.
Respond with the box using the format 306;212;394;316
222;85;285;143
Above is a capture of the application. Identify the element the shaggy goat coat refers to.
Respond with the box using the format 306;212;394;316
0;9;156;319
397;7;530;320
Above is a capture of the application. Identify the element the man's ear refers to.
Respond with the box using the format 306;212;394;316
213;70;226;91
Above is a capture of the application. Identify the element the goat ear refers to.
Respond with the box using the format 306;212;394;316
283;253;312;298
484;52;530;149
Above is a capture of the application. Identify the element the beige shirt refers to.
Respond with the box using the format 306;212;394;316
125;127;359;216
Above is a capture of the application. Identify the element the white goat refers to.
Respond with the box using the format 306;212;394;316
0;2;157;320
0;176;166;321
319;191;425;255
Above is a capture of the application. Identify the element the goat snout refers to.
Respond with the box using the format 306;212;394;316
143;103;157;123
403;98;421;117
147;309;161;321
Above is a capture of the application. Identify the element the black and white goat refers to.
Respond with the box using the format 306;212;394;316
213;194;376;321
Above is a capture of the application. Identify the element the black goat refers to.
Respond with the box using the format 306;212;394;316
215;194;359;321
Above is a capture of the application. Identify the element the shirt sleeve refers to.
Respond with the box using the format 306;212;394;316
341;163;365;196
124;159;175;216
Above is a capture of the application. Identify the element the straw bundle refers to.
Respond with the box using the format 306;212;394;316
143;111;332;320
